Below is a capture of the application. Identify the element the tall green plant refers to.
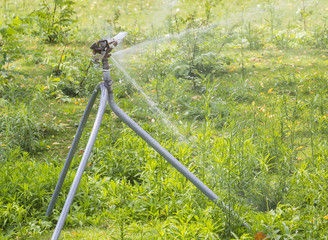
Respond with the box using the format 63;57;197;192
0;16;28;73
0;103;58;154
33;0;76;43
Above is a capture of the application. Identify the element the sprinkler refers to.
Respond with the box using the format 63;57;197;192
46;32;250;240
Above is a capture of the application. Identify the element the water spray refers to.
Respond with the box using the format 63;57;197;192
46;32;250;240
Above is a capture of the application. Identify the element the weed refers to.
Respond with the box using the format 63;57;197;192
32;0;76;43
0;102;58;154
0;16;29;72
244;22;263;50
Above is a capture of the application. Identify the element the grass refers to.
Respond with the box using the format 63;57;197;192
1;0;328;239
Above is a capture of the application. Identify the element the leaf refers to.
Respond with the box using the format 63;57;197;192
52;77;60;82
192;95;202;100
229;65;236;72
254;232;267;240
11;16;23;27
267;88;274;93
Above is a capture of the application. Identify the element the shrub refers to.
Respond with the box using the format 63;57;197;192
0;16;28;72
32;0;76;43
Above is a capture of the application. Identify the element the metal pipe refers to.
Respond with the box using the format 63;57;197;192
46;84;100;217
51;84;108;240
106;86;249;229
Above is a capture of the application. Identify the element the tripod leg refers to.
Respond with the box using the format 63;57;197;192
106;86;249;229
51;83;108;240
46;84;101;217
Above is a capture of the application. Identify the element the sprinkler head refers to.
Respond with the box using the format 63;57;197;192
90;32;128;63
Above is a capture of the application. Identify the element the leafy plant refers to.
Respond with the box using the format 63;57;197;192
311;17;328;48
298;0;313;31
0;102;58;154
244;22;263;50
33;0;76;43
0;16;29;73
204;0;221;26
0;148;59;238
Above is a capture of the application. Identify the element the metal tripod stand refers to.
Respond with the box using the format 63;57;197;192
46;33;249;240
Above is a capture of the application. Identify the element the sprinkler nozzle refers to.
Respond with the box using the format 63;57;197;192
90;32;128;63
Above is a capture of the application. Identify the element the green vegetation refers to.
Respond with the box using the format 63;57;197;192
1;0;328;239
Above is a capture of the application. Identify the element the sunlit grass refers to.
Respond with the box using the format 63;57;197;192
1;0;328;239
